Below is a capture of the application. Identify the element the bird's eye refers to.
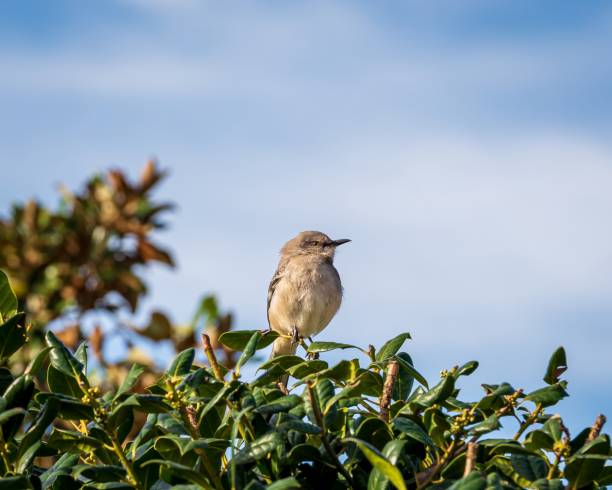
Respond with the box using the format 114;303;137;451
310;241;319;246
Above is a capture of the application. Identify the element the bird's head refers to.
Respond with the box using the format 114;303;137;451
281;230;351;260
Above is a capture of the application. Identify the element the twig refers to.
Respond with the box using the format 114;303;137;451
202;333;224;381
379;360;399;422
463;442;477;477
277;381;289;395
416;439;458;488
307;381;355;486
587;414;607;443
513;403;543;441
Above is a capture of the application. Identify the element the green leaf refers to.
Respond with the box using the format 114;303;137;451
307;359;356;383
277;419;322;435
36;393;94;420
40;453;80;487
0;271;17;321
17;398;59;472
191;294;218;328
47;364;85;398
287;443;325;464
75;342;88;372
410;374;454;408
368;440;408;490
1;374;34;439
141;460;210;487
219;329;279;351
287;360;329;379
392;354;429;389
0;312;28;360
235;331;260;376
376;333;411;362
345;437;407;490
531;479;565;490
48;428;104;452
166;348;195;377
267;477;301;490
392;353;415;400
543;347;567;385
255;394;302;415
485;473;504;490
524;430;555;451
114;364;145;399
490;455;534;489
250;364;286;388
469;414;501;436
510;453;547;481
199;381;239;422
307;341;363;354
524;382;568;407
0;367;13;394
45;331;87;384
0;475;33;490
73;465;126;482
356;417;394;451
81;482;132;489
393;417;435;447
25;346;51;375
457;360;479;377
597;465;612;485
234;432;282;465
564;434;610;489
448;472;487;490
112;394;171;415
0;407;26;424
258;355;304;372
541;416;564;443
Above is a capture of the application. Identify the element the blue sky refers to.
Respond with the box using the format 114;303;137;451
1;0;612;432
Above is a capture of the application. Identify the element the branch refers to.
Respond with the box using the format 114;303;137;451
463;442;477;477
380;360;399;422
587;414;607;443
202;333;224;381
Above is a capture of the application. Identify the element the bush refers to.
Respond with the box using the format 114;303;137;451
0;271;610;490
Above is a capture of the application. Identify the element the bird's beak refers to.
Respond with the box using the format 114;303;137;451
331;238;351;247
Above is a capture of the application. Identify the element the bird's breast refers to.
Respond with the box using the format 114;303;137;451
268;259;342;338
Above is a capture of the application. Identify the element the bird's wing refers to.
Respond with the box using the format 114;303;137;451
266;263;286;328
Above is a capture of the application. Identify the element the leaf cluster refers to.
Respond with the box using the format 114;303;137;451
0;275;609;490
0;161;173;328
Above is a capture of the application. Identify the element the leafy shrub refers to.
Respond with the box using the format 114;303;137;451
0;271;610;489
0;163;239;390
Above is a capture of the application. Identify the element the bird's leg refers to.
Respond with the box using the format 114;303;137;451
290;326;300;345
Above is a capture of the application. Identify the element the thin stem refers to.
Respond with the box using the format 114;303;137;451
513;403;543;441
416;439;458;488
307;382;355;487
0;429;13;474
110;436;142;490
547;451;561;479
172;383;224;490
202;333;224;381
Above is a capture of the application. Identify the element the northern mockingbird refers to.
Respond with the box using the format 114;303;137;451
267;231;350;358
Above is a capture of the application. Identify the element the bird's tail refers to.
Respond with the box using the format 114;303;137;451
270;336;297;358
270;336;297;386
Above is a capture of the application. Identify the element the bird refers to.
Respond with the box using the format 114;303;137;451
267;231;350;360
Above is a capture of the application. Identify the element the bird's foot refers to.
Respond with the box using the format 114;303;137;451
305;336;319;360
